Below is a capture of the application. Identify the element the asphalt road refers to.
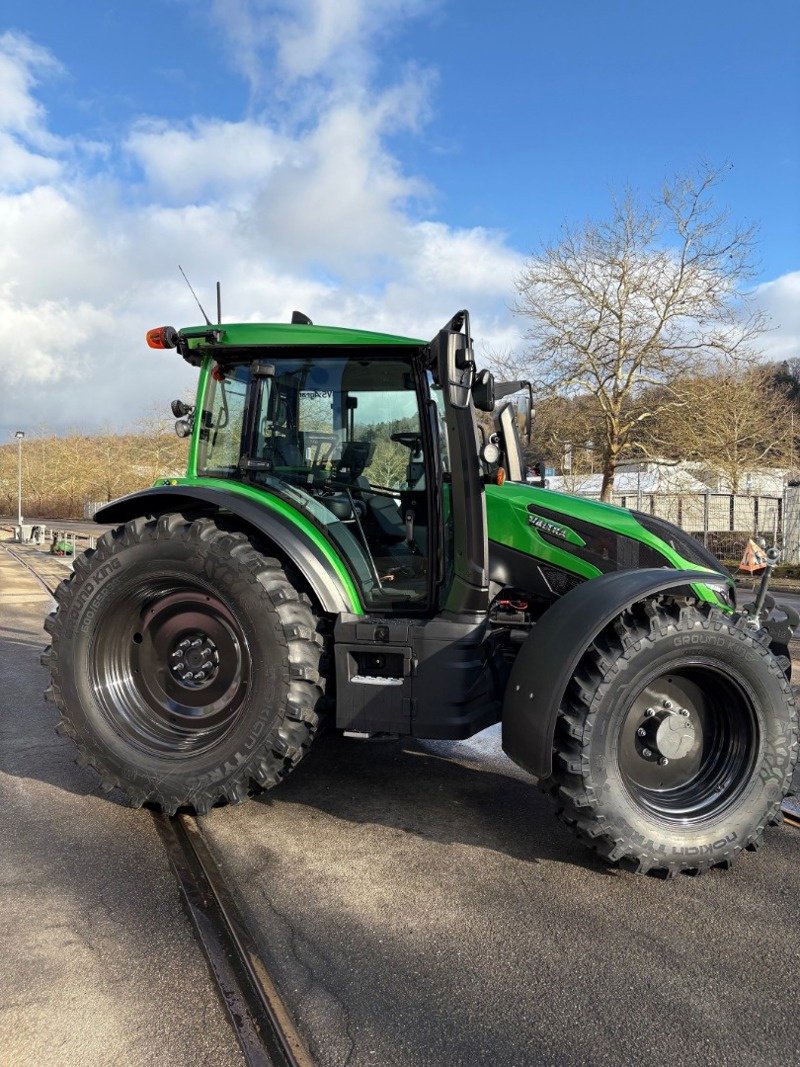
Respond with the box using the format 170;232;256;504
3;543;800;1066
197;730;800;1067
0;548;243;1067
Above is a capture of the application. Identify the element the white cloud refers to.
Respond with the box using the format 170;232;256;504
0;130;61;190
754;271;800;362
125;119;294;202
209;0;434;95
0;295;110;384
0;31;67;192
0;32;61;137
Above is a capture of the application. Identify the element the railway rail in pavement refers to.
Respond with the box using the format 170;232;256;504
2;541;313;1067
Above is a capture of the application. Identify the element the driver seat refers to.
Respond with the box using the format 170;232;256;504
336;440;407;543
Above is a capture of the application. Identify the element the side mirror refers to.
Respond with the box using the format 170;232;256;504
171;398;194;418
495;381;533;443
434;328;474;409
494;380;525;401
472;369;495;412
517;396;533;445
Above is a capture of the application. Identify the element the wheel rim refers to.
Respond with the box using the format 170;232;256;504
89;575;251;760
617;663;759;823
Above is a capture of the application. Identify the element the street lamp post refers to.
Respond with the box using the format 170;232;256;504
14;430;25;528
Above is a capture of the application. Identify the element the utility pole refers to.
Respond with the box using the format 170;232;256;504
14;430;25;527
791;411;795;476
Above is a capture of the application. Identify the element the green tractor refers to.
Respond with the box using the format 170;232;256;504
44;310;798;875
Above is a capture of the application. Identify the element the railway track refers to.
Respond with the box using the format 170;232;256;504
2;540;314;1067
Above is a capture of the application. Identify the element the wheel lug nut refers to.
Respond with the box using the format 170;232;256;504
179;638;190;649
172;650;183;659
637;727;647;738
663;700;672;709
644;708;655;718
642;747;653;759
202;660;213;670
195;671;206;680
681;708;690;718
659;757;669;766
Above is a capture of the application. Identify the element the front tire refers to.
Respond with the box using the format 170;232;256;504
43;514;326;814
547;598;798;875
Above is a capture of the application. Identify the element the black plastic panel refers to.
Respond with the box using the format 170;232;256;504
334;613;504;739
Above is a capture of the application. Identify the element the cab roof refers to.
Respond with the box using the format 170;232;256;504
179;322;426;351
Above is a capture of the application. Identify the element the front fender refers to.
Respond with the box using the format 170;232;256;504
502;567;731;780
94;485;359;615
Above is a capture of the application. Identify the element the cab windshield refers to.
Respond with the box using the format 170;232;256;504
197;351;434;608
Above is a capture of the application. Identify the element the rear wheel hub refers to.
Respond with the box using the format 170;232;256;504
90;578;252;759
168;632;221;688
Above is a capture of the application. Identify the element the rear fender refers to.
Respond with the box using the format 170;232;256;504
94;485;356;615
502;567;731;780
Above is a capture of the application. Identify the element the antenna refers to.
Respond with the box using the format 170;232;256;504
178;265;212;327
216;281;221;325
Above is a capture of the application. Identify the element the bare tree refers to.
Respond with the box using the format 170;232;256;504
133;409;190;484
648;362;791;492
366;440;409;488
514;166;767;500
527;394;605;474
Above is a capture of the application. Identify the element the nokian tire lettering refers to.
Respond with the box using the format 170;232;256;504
43;514;326;814
542;599;798;876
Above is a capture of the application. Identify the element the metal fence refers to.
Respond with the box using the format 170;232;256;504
600;492;784;562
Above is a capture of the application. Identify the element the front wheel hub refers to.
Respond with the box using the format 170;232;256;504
618;667;759;822
637;707;697;762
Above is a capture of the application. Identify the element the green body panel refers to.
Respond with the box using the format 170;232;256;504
485;481;721;605
180;322;425;352
156;474;364;615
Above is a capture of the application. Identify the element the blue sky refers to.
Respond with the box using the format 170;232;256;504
1;0;799;434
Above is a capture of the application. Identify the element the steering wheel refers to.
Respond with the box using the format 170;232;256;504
390;432;422;455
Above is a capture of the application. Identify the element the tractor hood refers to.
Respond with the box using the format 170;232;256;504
485;481;729;598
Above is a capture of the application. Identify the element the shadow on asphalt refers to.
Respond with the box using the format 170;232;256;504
5;614;603;872
0;630;50;653
252;731;609;875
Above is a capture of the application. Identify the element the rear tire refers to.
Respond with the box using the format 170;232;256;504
43;514;326;814
547;598;799;875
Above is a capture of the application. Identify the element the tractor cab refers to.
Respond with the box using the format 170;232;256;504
168;310;509;622
196;349;443;610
